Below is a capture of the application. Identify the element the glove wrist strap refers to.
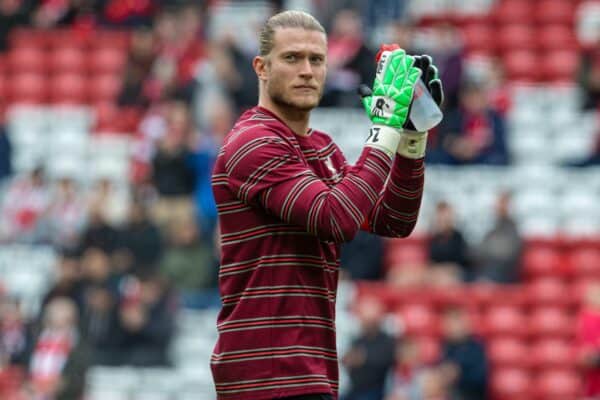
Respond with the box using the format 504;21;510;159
397;130;428;159
364;125;401;157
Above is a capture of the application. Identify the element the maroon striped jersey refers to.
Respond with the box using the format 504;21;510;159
210;106;424;400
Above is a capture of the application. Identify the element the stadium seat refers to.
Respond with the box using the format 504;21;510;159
88;48;127;75
397;304;439;337
529;306;574;339
535;0;577;25
49;74;87;104
530;339;576;369
491;368;531;400
88;74;123;104
460;23;495;54
521;246;565;280
7;47;46;74
45;28;89;49
497;24;537;53
541;50;580;82
537;24;580;51
569;246;600;279
8;28;48;49
526;278;574;307
413;335;440;365
503;50;541;82
487;337;529;368
482;305;528;337
491;0;534;24
534;369;582;399
49;47;86;74
90;30;131;51
8;73;47;104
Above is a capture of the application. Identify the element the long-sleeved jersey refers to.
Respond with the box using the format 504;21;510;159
210;106;424;400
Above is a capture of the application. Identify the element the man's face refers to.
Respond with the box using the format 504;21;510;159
257;27;327;112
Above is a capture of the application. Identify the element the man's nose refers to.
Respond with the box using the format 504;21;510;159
298;58;314;77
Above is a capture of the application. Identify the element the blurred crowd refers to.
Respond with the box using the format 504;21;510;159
0;0;598;399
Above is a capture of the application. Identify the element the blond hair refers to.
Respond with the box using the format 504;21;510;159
259;10;326;56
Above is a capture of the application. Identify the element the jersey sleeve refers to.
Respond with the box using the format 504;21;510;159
365;155;425;237
223;129;394;243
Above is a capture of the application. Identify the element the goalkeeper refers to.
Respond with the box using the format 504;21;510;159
210;10;443;400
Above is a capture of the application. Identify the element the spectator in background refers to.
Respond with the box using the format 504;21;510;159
579;37;600;111
189;98;233;239
321;8;376;107
116;199;163;275
0;297;30;367
44;177;88;249
0;0;32;51
427;201;471;283
42;251;84;311
427;22;463;112
474;192;522;283
150;101;196;229
576;281;600;398
160;213;215;292
79;205;119;254
116;273;175;367
430;79;509;166
87;178;129;227
0;123;12;183
27;297;91;400
342;297;396;400
341;231;384;280
439;307;488;400
386;337;447;400
118;25;157;109
0;166;49;243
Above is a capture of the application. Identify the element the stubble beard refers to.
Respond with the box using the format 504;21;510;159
268;81;322;113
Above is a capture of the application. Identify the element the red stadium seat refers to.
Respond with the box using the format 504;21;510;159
385;243;428;267
535;0;577;25
541;50;580;82
497;24;537;53
537;24;580;51
482;305;528;337
413;336;440;365
522;245;564;280
88;74;123;103
92;101;121;131
49;74;87;104
487;337;529;368
7;73;47;104
397;304;439;337
530;339;576;369
49;47;86;74
529;306;574;339
534;369;582;399
503;50;541;82
88;48;127;75
492;0;534;24
8;28;48;49
7;47;47;74
45;28;89;49
526;278;574;307
90;30;131;51
491;368;532;400
460;23;496;54
569;247;600;278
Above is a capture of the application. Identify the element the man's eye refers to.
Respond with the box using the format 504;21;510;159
285;54;297;62
310;56;324;64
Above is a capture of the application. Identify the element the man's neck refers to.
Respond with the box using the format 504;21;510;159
258;98;311;136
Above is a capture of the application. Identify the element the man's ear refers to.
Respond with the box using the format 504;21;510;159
253;55;269;81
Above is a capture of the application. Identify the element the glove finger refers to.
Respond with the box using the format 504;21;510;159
419;55;432;80
429;79;444;106
427;64;439;84
357;84;373;98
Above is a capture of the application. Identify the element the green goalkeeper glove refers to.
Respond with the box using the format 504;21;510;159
359;48;422;156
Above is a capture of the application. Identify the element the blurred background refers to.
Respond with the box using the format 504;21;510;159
0;0;599;399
